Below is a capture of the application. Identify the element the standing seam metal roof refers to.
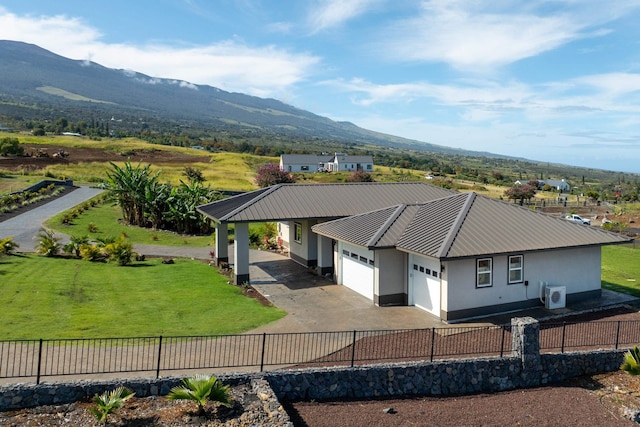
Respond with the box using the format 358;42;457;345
312;192;632;259
197;182;456;223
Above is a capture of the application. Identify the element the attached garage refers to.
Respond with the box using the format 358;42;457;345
339;242;375;300
409;254;441;316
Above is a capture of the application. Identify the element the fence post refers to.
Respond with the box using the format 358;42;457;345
500;326;506;357
430;328;436;362
36;339;43;385
156;336;163;379
259;333;267;371
350;330;357;367
561;322;566;353
615;321;621;349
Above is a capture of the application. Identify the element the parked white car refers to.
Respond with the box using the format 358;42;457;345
564;214;591;225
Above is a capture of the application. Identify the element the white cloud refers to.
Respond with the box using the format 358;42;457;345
0;8;320;98
307;0;380;33
376;0;640;71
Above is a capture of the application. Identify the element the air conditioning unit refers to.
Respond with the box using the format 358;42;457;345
545;286;566;309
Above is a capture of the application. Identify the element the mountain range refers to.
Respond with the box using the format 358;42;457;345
0;40;502;158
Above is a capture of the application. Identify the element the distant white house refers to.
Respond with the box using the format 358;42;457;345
515;179;571;193
280;153;374;173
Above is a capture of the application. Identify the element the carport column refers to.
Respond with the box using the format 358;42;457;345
233;222;250;285
317;235;333;276
214;223;228;265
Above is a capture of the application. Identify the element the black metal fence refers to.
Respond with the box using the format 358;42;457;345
2;319;639;384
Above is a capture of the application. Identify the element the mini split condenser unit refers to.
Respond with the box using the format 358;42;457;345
544;285;567;309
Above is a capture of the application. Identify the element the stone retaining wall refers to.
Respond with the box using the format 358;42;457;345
0;317;629;412
10;179;74;195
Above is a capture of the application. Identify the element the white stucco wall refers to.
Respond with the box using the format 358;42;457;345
288;220;317;265
375;249;406;297
277;222;290;248
441;246;602;313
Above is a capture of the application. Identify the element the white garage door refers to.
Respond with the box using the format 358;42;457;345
411;256;440;316
341;246;374;300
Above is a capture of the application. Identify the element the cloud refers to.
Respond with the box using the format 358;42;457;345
0;7;320;98
376;0;640;71
307;0;380;33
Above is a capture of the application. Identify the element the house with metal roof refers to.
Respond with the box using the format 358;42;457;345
197;182;631;322
515;179;571;192
279;153;373;173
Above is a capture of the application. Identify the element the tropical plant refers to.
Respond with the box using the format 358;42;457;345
166;374;232;415
79;243;105;262
105;161;160;227
103;238;134;266
621;346;640;375
35;228;61;257
63;235;90;258
0;236;19;255
90;386;135;423
164;179;221;235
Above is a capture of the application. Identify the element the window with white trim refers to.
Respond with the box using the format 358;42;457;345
508;255;523;284
294;222;302;243
477;258;492;288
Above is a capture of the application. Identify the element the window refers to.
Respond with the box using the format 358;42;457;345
359;256;367;263
343;249;350;256
367;164;372;170
351;252;358;259
301;165;309;171
294;223;302;243
432;271;438;278
413;264;418;270
477;258;492;288
509;255;524;284
419;266;424;272
369;259;375;266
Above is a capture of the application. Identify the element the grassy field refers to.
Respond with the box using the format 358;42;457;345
602;244;640;297
0;254;285;339
46;199;215;247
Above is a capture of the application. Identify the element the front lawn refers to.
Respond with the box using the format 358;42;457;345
0;255;285;339
602;244;640;297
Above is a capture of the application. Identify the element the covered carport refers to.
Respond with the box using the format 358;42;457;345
197;182;455;285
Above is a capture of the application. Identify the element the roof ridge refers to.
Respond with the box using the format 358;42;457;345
436;192;476;259
366;204;407;247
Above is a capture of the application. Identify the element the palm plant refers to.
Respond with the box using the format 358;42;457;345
63;234;89;258
621;346;640;375
90;386;135;424
0;236;19;255
34;228;61;257
166;374;232;415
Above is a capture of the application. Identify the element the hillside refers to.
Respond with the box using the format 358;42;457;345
0;40;497;158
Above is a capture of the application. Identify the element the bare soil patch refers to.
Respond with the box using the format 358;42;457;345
0;144;209;171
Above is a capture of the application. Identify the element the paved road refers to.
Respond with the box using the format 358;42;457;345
0;186;104;251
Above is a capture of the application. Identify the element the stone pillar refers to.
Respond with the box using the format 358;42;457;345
317;235;334;276
233;223;250;285
511;317;541;387
214;223;228;265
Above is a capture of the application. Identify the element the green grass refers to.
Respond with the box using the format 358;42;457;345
0;254;285;339
46;200;215;247
602;244;640;297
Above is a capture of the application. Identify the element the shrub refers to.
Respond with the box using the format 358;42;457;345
103;239;134;266
0;237;19;255
87;222;99;233
255;163;295;187
80;244;105;262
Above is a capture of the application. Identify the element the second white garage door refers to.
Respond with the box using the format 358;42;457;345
340;244;374;300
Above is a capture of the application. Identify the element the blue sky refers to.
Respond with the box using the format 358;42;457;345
2;1;640;173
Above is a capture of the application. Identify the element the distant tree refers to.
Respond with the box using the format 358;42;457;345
527;179;540;189
504;184;537;204
255;163;295;188
32;128;45;136
586;190;600;201
492;171;504;181
183;166;204;183
0;137;23;156
346;170;374;182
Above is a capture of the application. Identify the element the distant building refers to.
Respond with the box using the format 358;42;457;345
280;153;374;173
515;179;571;193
